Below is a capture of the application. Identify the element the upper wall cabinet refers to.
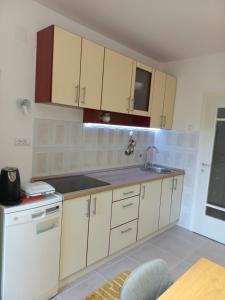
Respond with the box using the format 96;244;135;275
35;25;104;109
79;39;104;110
101;49;134;114
52;26;81;106
151;70;177;129
130;63;154;117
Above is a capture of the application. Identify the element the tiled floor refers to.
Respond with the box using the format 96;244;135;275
54;226;225;300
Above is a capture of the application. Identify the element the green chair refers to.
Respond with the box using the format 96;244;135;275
120;259;173;300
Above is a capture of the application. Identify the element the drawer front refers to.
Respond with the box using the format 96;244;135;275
109;220;137;255
111;196;139;228
113;184;140;201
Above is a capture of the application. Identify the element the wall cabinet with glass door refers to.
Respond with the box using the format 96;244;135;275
130;63;154;117
35;25;104;110
151;70;177;129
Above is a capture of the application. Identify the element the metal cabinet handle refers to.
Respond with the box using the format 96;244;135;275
123;191;134;195
86;198;91;217
75;85;79;103
163;116;166;128
174;178;178;190
92;197;97;215
121;228;132;234
142;185;146;199
122;203;134;208
160;115;164;128
81;87;86;104
130;98;134;112
127;97;130;112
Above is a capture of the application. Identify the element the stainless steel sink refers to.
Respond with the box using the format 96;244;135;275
141;166;172;174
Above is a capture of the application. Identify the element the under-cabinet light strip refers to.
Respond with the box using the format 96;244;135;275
84;123;160;132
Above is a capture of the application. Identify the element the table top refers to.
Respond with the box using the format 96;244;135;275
158;258;225;300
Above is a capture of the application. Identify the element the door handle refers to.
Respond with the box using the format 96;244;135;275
123;191;135;196
160;115;164;128
75;85;79;103
86;198;91;218
142;185;146;199
127;97;130;112
173;178;178;191
81;87;86;104
163;116;166;128
121;228;132;234
92;197;97;215
202;163;211;167
122;203;134;208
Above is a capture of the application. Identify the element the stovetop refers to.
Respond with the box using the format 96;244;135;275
43;175;110;194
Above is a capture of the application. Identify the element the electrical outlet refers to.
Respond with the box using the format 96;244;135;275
14;137;31;146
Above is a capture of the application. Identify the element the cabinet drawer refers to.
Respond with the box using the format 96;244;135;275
111;196;139;228
109;220;137;255
113;184;140;201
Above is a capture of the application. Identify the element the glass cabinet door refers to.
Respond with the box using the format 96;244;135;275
131;63;153;116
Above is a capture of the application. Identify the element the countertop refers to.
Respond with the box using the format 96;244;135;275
46;165;185;201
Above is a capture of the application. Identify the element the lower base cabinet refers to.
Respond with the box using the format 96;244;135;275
137;180;161;240
87;191;112;266
60;196;90;280
159;175;184;229
170;175;184;223
109;220;138;255
60;191;112;280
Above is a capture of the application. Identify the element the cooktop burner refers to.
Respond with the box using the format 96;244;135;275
44;175;110;194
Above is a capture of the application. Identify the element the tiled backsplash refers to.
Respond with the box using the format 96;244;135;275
33;118;199;229
32;119;155;177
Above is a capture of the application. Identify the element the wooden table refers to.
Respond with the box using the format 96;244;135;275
158;258;225;300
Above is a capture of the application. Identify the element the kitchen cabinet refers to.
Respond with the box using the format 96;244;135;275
109;220;138;255
35;26;104;110
158;177;173;229
137;180;161;240
51;26;81;106
130;62;154;117
111;196;139;228
163;74;177;129
159;175;183;229
101;49;134;114
60;196;90;280
87;191;112;266
79;39;104;109
150;70;177;129
170;175;184;223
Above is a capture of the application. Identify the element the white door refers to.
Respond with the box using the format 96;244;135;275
193;94;225;244
158;177;173;229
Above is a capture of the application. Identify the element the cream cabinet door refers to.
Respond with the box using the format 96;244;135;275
163;74;177;129
150;70;166;128
170;175;184;223
60;196;90;280
79;39;104;109
52;26;81;106
158;177;173;229
101;49;133;114
87;191;112;266
138;180;162;240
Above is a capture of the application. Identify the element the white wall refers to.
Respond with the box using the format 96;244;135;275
161;52;225;131
0;0;159;182
161;52;225;229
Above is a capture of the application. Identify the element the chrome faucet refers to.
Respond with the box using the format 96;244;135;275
144;145;159;168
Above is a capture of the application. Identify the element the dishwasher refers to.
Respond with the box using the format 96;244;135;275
0;193;63;300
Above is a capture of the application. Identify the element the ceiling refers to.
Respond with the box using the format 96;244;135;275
35;0;225;62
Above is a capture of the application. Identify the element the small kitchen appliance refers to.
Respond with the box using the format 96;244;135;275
0;167;21;206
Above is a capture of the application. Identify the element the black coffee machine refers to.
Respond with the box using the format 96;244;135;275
0;167;21;206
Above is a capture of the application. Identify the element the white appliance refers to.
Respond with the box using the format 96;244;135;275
21;181;55;197
0;193;63;300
